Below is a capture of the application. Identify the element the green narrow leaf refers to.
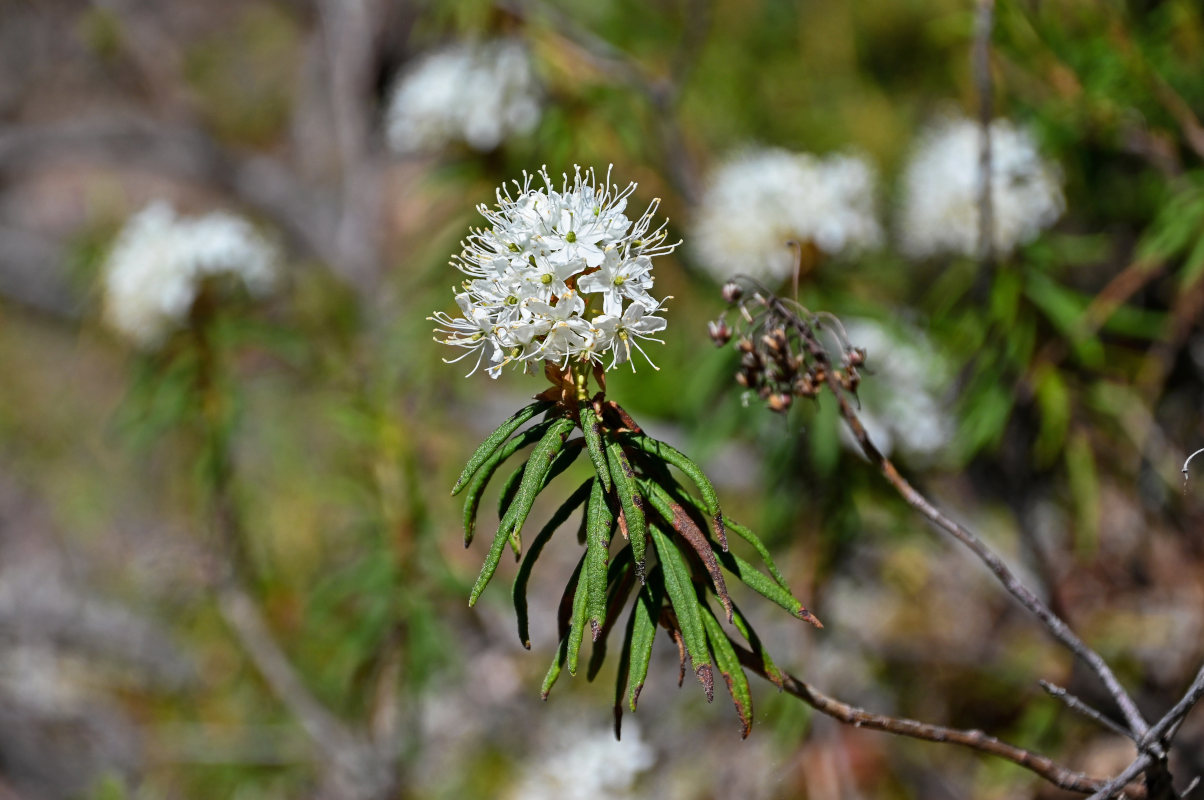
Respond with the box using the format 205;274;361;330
566;551;591;676
513;478;594;649
587;546;635;681
498;417;577;555
1065;430;1100;559
728;598;783;690
1179;232;1204;289
542;555;585;699
579;398;612;493
658;479;791;593
584;478;615;639
468;417;574;606
626;566;663;712
453;400;552;495
606;439;648;577
640;478;733;622
499;440;583;553
649;524;713;700
715;548;822;628
495;460;528;520
699;598;754;738
724;517;790;592
623;432;728;549
462;418;556;547
613;580;637;739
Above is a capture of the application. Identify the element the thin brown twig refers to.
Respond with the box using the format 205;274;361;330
1085;753;1155;800
778;301;1153;741
730;641;1131;797
1040;680;1135;740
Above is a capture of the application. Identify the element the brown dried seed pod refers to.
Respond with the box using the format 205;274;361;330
721;281;744;304
740;351;763;371
842;368;861;393
736;337;755;354
767;393;793;412
761;329;788;353
793;375;818;398
845;347;867;368
735;370;751;388
707;319;732;347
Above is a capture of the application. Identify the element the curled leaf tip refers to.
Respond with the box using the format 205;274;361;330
714;514;729;551
798;607;823;628
697;663;715;702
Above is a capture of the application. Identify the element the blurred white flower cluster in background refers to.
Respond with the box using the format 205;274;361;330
840;318;954;462
690;148;883;284
102;202;280;349
385;38;541;154
506;720;656;800
432;166;677;378
898;115;1065;259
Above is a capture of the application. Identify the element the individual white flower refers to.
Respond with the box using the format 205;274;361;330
506;720;656;800
432;166;677;378
690;147;883;284
840;318;954;462
590;299;668;370
384;38;541;154
898;115;1065;259
102;202;280;348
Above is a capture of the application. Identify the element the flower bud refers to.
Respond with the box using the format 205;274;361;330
707;319;732;347
721;280;744;304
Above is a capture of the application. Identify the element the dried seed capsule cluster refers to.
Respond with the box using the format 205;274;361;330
708;279;864;413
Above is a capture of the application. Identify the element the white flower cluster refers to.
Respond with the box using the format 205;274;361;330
385;38;540;154
102;202;279;348
898;116;1065;259
691;148;883;284
433;166;677;378
841;318;953;461
506;720;656;800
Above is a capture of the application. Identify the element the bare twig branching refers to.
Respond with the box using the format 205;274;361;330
780;298;1152;740
732;642;1132;796
1040;680;1135;740
714;282;1204;798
